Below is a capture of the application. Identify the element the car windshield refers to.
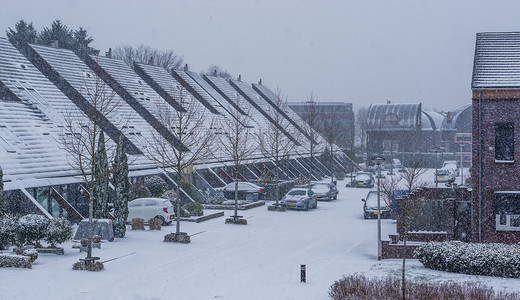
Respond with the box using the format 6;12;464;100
365;192;381;206
355;174;371;180
287;190;306;196
436;170;448;175
312;184;329;190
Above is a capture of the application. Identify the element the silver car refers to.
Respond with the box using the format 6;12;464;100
281;188;318;211
311;182;338;201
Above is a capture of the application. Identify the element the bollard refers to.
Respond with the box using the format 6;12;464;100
300;264;306;283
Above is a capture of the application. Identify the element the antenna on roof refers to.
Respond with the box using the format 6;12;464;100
148;56;154;65
237;74;241;81
184;64;189;71
105;48;112;58
259;79;262;85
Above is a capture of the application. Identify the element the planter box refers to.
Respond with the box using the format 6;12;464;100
203;201;265;211
180;211;225;223
35;247;64;255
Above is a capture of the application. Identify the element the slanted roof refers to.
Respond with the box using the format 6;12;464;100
366;103;422;131
421;111;444;131
440;103;472;132
472;32;520;89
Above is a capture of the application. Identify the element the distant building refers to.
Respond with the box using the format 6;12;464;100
365;102;471;168
472;31;520;244
288;101;355;151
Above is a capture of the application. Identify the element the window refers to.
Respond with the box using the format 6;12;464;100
495;123;514;161
495;192;520;231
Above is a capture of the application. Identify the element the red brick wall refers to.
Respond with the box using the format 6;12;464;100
472;96;520;244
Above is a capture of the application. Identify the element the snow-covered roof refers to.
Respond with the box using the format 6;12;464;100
440;103;472;131
367;103;422;131
229;79;301;145
472;32;520;89
421;111;444;131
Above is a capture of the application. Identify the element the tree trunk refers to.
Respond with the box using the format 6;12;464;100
87;197;93;258
401;230;407;300
234;169;239;218
176;172;181;235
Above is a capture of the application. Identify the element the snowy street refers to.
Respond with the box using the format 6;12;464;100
2;180;394;300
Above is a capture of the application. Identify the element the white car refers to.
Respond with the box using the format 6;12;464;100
127;198;175;225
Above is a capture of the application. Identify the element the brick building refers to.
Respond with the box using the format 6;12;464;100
472;32;520;243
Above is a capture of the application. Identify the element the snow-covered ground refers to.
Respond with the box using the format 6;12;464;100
2;177;520;299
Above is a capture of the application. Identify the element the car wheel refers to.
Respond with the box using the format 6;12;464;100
363;212;369;219
304;203;309;211
155;215;166;226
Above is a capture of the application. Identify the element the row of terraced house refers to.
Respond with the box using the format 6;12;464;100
0;37;354;221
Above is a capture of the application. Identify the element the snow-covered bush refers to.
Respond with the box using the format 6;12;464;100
0;253;31;269
415;241;520;278
13;245;38;263
129;183;151;200
43;217;74;247
144;175;167;197
183;202;203;216
205;190;226;204
0;215;18;249
16;214;49;247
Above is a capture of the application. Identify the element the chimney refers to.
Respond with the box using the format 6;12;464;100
51;40;59;48
105;48;112;58
148;56;154;65
184;64;189;71
237;74;241;81
213;69;217;76
387;100;391;104
259;79;262;85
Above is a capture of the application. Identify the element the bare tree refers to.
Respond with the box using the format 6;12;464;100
257;89;297;207
112;45;183;71
321;109;347;184
201;65;233;80
61;67;124;260
355;106;369;167
147;85;215;239
215;96;257;222
297;94;325;187
396;159;429;300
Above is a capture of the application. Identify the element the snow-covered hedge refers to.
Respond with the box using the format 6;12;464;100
415;241;520;278
17;214;49;247
0;215;18;249
43;217;74;247
0;253;31;269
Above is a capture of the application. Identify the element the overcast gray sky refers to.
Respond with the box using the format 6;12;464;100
3;0;519;111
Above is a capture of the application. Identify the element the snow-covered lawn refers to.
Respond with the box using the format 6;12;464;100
2;178;520;299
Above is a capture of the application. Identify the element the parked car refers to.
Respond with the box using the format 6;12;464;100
127;197;175;225
361;191;391;219
281;188;317;210
435;169;455;183
218;182;265;201
351;172;375;188
311;182;338;201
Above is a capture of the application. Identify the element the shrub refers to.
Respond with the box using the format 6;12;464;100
0;215;18;249
148;218;162;230
415;241;520;278
131;218;145;230
0;254;31;269
13;245;38;263
43;217;74;247
129;183;151;200
183;202;203;217
144;176;168;197
16;214;49;247
72;261;104;271
334;172;346;181
328;273;520;300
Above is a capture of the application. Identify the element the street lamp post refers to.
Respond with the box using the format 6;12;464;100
372;155;385;261
460;144;464;186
